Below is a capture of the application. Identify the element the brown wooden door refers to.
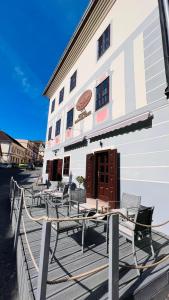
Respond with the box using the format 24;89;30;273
97;151;109;201
108;149;117;208
86;154;95;198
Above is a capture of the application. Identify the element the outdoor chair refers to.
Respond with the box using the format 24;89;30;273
119;206;155;276
45;198;84;263
49;183;70;204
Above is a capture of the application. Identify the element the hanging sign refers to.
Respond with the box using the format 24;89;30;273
75;90;92;123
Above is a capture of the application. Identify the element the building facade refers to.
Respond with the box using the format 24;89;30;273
17;140;37;163
0;131;25;164
43;0;169;234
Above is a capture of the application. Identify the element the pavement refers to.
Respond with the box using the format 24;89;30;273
0;167;42;300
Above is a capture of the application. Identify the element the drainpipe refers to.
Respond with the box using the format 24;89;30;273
158;0;169;98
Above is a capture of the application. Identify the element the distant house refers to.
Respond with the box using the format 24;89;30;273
42;0;169;234
0;131;25;164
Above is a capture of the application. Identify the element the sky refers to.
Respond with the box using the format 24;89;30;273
0;0;89;141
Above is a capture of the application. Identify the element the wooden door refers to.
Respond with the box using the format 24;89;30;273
108;149;117;208
86;154;95;198
52;159;58;181
97;151;109;201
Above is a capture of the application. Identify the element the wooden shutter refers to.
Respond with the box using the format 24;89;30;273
56;159;63;181
86;154;95;198
48;160;53;181
108;149;117;208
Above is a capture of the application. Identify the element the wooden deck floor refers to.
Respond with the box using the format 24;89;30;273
14;197;169;300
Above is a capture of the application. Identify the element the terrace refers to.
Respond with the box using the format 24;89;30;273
11;179;169;300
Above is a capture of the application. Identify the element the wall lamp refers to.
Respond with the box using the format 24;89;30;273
53;149;58;156
100;140;103;147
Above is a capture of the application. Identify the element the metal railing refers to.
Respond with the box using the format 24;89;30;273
9;177;169;300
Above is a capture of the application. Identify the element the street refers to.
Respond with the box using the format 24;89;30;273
0;167;41;300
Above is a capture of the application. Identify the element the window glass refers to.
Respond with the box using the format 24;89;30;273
48;126;52;141
96;77;109;111
55;119;61;136
98;25;110;59
59;87;64;104
63;156;70;176
51;99;55;113
70;71;77;92
66;108;74;129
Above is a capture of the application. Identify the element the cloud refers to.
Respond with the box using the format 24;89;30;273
14;66;30;92
0;35;42;100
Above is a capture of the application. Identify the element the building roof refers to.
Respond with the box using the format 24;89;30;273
0;131;25;149
43;0;115;98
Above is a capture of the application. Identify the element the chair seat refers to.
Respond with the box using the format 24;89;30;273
52;220;82;232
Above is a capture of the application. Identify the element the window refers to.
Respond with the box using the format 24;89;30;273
96;77;109;111
55;119;61;136
48;126;52;141
59;87;64;104
70;71;77;92
98;25;110;59
66;108;74;129
51;99;55;113
63;156;70;176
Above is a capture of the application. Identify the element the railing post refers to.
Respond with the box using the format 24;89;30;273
10;181;16;221
9;176;13;199
14;188;24;251
36;220;51;300
108;214;119;300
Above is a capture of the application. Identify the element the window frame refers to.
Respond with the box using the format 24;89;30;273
55;119;61;136
51;99;55;113
48;126;52;141
70;70;77;92
63;156;70;176
59;87;64;104
97;24;110;60
66;108;74;129
95;77;109;111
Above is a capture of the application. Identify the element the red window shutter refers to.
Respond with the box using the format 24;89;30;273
57;159;63;181
108;149;117;208
86;154;95;198
48;160;53;181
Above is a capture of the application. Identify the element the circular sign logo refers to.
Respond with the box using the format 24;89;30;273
76;90;92;111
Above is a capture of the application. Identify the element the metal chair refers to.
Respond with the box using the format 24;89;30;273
45;198;84;263
119;206;155;276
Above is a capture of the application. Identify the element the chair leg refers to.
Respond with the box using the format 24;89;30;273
50;231;59;263
132;236;140;276
149;232;155;259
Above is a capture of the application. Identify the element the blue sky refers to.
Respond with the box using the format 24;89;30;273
0;0;89;141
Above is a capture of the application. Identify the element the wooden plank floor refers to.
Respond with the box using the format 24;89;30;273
14;196;169;300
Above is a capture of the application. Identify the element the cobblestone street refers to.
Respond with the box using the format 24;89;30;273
0;168;41;300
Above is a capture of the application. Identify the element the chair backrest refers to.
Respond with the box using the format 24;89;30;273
48;181;59;190
121;193;141;210
63;184;69;195
135;206;154;235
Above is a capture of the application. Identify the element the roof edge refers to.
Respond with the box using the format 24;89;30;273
42;0;98;98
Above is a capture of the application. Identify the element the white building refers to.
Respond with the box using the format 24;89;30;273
43;0;169;233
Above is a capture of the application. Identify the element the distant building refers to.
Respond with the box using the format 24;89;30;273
32;141;45;163
0;131;25;164
16;139;44;164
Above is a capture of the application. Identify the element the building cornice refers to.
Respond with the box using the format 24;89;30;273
43;0;116;99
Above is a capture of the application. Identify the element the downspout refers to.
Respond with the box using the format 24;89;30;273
158;0;169;98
